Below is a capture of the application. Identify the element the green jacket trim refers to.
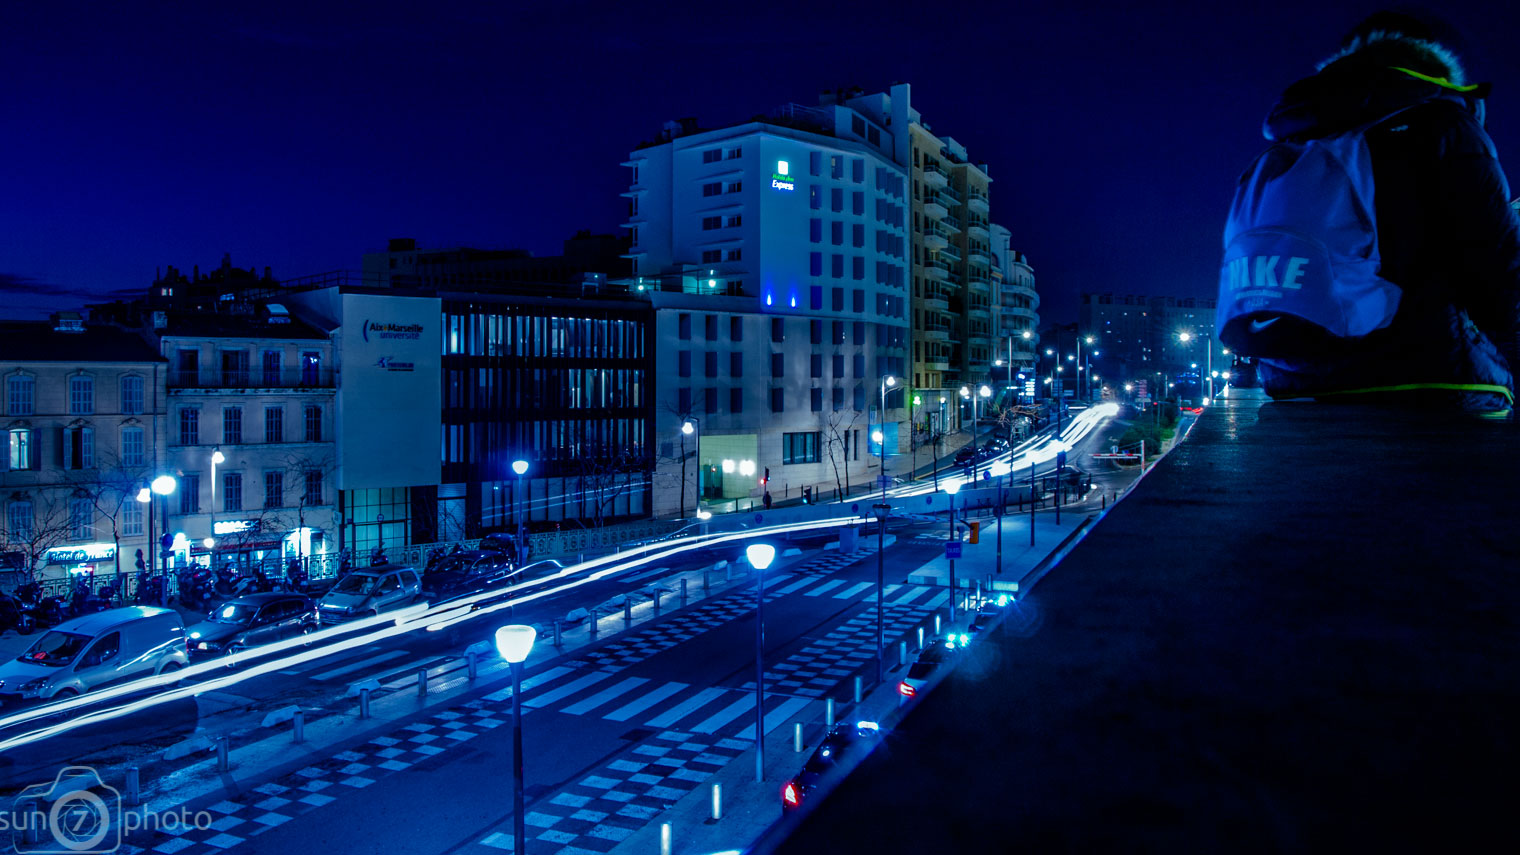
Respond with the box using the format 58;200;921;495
1390;66;1484;93
1313;381;1515;405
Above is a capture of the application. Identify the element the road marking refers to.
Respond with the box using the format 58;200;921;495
804;580;847;597
482;665;574;702
604;681;687;721
764;696;813;734
692;693;754;733
562;676;650;715
309;650;408;681
834;582;874;600
891;586;933;605
922;591;950;610
522;670;617;708
775;576;817;595
377;655;459;686
645;686;727;728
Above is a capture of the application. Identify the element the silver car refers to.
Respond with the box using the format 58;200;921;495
0;606;189;701
317;564;421;624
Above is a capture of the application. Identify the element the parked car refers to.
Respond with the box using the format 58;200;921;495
782;720;882;812
954;447;979;466
968;598;1009;635
898;636;965;699
185;593;317;658
422;551;516;607
507;559;565;587
316;564;421;624
0;606;188;702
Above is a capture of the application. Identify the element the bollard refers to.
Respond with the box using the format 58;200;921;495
703;567;710;593
725;563;732;582
917;626;925;650
794;722;803;752
360;687;372;719
216;736;230;773
711;783;723;821
900;640;908;667
624;599;633;626
589;608;599;640
418;669;429;697
680;578;688;604
825;698;835;728
660;822;672;855
467;651;478;681
553;620;563;648
126;767;141;806
293;709;305;744
934;614;942;636
653;590;662;615
854;676;862;704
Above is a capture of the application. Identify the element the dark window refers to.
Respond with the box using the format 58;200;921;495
810;286;823;310
180;408;199;446
265;471;284;508
810;253;823;277
809;151;821;176
770;388;784;413
224;473;243;513
265;406;283;443
853;257;865;280
730;352;743;377
678;351;691;377
771;352;785;377
703;182;722;196
832;288;844;311
705;315;718;340
782;432;820;464
832;354;845;376
223;406;242;445
730;316;742;341
262;350;282;385
730;387;743;413
678;387;692;413
678;313;691;340
304;405;322;442
811;354;823;378
832;255;844;278
771;318;784;343
853;291;866;313
833;387;845;410
810;320;822;344
303;471;323;506
831;221;843;245
811;388;823;411
704;387;717;414
810;218;822;243
179;473;199;514
853;223;865;247
853;191;865;215
831;188;843;212
833;321;845;344
810;185;821;209
854;353;866;377
705;351;718;377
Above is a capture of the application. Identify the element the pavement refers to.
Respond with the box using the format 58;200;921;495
774;390;1520;853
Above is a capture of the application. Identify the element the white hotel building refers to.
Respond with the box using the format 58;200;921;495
621;109;912;516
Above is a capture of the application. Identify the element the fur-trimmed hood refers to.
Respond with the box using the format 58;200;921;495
1263;30;1486;142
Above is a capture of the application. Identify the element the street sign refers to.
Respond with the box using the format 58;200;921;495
945;541;962;560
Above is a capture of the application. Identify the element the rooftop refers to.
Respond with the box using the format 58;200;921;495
775;391;1520;852
0;321;163;363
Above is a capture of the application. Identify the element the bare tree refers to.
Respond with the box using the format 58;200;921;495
0;491;77;586
575;446;647;530
821;408;862;502
73;447;154;581
656;401;696;518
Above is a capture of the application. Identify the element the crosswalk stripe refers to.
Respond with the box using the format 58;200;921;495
891;586;933;605
922;591;950;610
764;696;813;734
692;694;754;734
482;665;574;702
310;649;408;681
377;655;460;686
562;676;649;715
805;580;847;597
604;681;688;721
834;582;874;599
774;576;816;595
522;670;616;708
646;686;727;728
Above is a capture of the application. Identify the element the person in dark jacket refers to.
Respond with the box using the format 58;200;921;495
1254;12;1520;416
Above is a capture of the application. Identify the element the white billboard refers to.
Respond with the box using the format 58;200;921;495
338;292;442;490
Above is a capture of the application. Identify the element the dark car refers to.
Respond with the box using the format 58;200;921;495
898;636;965;699
186;593;316;657
422;551;515;606
477;534;520;563
782;720;882;813
954;447;979;466
968;597;1009;635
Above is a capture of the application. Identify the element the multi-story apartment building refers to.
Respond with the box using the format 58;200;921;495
991;223;1041;402
620;108;912;515
1077;293;1224;397
0;315;167;589
154;307;339;573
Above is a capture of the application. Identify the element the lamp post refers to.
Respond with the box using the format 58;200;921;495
878;375;895;499
1179;331;1213;404
136;486;152;600
208;448;223;566
150;475;176;602
1077;336;1094;402
872;502;890;683
494;625;537;855
746;542;776;783
512;459;529;564
681;418;700;518
910;393;921;482
944;480;960;619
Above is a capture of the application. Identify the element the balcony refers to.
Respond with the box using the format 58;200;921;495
967;189;990;214
922;289;951;312
921;162;948;188
940;214;962;233
967;218;990;239
936;244;962;264
924;357;951;371
922;224;949;251
968;248;993;267
936;185;963;206
922;195;948;219
999;304;1038;323
169;367;336;390
969;303;992;320
967;274;992;295
921;323;952;342
923;257;950;279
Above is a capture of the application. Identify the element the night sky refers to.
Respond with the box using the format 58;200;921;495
4;1;1518;324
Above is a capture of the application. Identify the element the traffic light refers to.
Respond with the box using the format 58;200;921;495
760;467;770;487
968;521;980;544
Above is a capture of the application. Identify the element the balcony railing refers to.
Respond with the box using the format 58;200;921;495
940;214;962;232
921;162;948;185
936;244;962;263
170;367;337;390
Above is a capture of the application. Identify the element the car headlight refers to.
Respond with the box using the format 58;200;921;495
197;642;211;650
20;678;48;692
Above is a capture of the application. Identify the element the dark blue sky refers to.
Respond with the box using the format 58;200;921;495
4;1;1517;324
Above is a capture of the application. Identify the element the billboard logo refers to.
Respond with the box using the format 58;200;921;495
375;357;415;372
361;320;424;342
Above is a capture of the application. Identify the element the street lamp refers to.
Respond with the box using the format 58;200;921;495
878;376;895;499
150;475;176;602
944;480;961;619
512;459;530;564
209;448;224;567
681;418;701;517
872;503;890;683
494;624;537;855
1179;330;1214;404
746;542;776;783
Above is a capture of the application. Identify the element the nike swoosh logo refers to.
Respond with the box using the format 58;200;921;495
1249;317;1280;333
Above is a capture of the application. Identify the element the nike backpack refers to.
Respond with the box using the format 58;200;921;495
1216;115;1408;358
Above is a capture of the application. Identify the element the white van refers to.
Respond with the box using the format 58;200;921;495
0;606;189;701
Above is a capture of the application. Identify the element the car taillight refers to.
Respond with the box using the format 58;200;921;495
898;681;915;697
782;782;800;807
